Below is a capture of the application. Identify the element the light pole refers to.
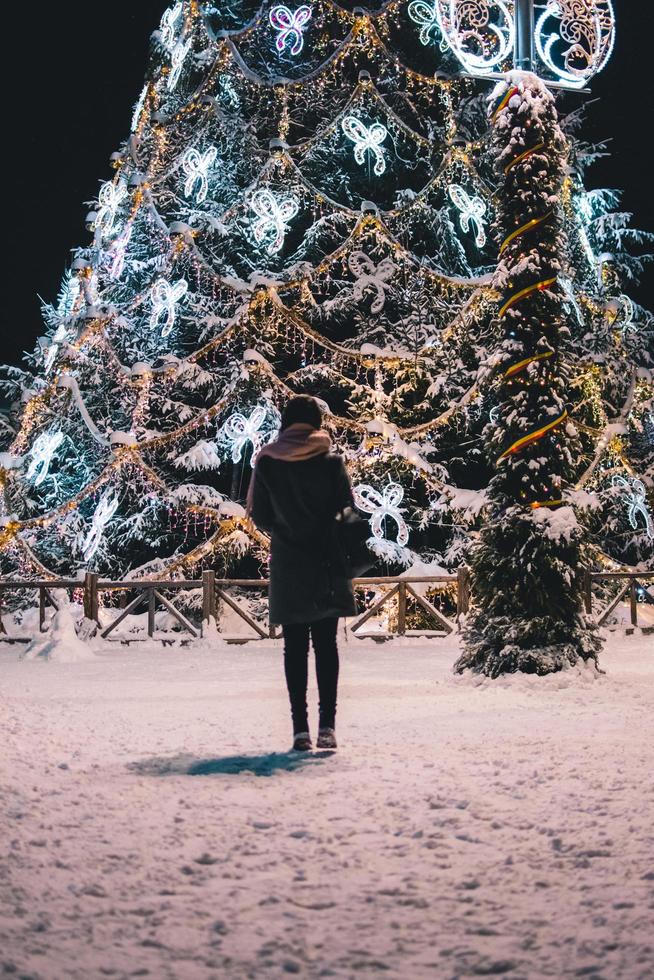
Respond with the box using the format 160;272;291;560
514;0;535;72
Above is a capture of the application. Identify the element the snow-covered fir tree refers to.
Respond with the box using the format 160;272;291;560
0;1;651;598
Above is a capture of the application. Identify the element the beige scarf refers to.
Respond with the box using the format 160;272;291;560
247;424;332;512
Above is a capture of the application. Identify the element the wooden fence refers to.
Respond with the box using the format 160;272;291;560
0;567;651;643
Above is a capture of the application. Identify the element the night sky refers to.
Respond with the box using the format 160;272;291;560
2;2;653;370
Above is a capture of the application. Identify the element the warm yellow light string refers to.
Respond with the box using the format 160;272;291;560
499;212;552;256
504;142;545;175
503;350;555;379
498;277;558;319
497;410;568;463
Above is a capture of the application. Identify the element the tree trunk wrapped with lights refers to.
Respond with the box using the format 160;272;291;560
456;72;601;677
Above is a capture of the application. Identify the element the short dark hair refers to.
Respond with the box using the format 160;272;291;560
281;395;323;431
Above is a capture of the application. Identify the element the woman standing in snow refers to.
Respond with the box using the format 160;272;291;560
248;396;356;752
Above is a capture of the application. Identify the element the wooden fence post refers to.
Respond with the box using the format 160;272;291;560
39;585;47;633
202;570;216;625
457;567;471;620
397;581;407;636
84;572;100;625
148;589;156;637
630;578;639;628
582;568;593;616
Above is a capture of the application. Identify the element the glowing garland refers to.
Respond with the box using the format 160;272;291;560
82;490;120;562
497;410;569;463
612;476;653;539
499;213;552;256
499;277;558;320
269;5;312;56
504;143;545;176
250;189;299;255
354;482;410;547
150;278;189;337
448;185;487;248
342;116;388;177
503;351;555;379
26;430;64;486
183;147;217;203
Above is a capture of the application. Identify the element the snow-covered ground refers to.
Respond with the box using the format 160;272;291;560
1;629;653;980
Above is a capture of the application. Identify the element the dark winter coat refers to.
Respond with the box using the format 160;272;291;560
249;453;357;626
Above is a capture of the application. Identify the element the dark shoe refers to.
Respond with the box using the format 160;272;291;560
316;728;337;750
292;732;313;752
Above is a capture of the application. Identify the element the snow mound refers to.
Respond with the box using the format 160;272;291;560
21;605;96;663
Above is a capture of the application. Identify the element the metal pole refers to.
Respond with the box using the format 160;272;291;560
514;0;535;71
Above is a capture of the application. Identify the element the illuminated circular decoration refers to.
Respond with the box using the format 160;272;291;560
448;184;487;248
269;5;312;56
342;116;388;177
353;482;410;547
437;0;515;74
535;0;616;88
249;189;299;255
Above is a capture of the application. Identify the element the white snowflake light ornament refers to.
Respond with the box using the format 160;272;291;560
348;252;396;314
342;116;388;177
354;482;410;546
26;430;64;486
613;476;653;539
250;189;299;255
95;180;128;239
182;147;218;203
150;278;189;337
222;407;273;466
269;5;312;56
82;490;120;562
448;185;487;248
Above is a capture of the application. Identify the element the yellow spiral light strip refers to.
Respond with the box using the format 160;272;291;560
504;142;545;175
498;276;558;319
503;350;554;379
497;410;568;463
499;212;552;256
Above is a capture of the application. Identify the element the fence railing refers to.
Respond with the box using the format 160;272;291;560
583;570;654;629
0;570;470;643
0;567;651;643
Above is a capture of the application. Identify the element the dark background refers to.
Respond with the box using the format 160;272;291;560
2;2;653;369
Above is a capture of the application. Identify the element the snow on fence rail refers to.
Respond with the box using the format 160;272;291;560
0;568;651;643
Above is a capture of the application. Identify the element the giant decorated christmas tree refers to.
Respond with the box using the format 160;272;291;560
0;1;652;613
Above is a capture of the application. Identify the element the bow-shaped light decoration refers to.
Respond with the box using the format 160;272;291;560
95;180;128;239
408;0;448;48
150;278;189;337
348;252;396;314
182;146;218;204
250;189;299;255
269;5;312;56
222;407;274;467
353;482;410;546
82;490;120;562
448;184;487;248
159;2;184;51
613;476;653;540
108;223;133;280
536;0;615;89
26;430;64;486
168;37;192;91
616;295;636;337
342;116;388;177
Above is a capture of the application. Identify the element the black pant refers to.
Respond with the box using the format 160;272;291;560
282;617;339;735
